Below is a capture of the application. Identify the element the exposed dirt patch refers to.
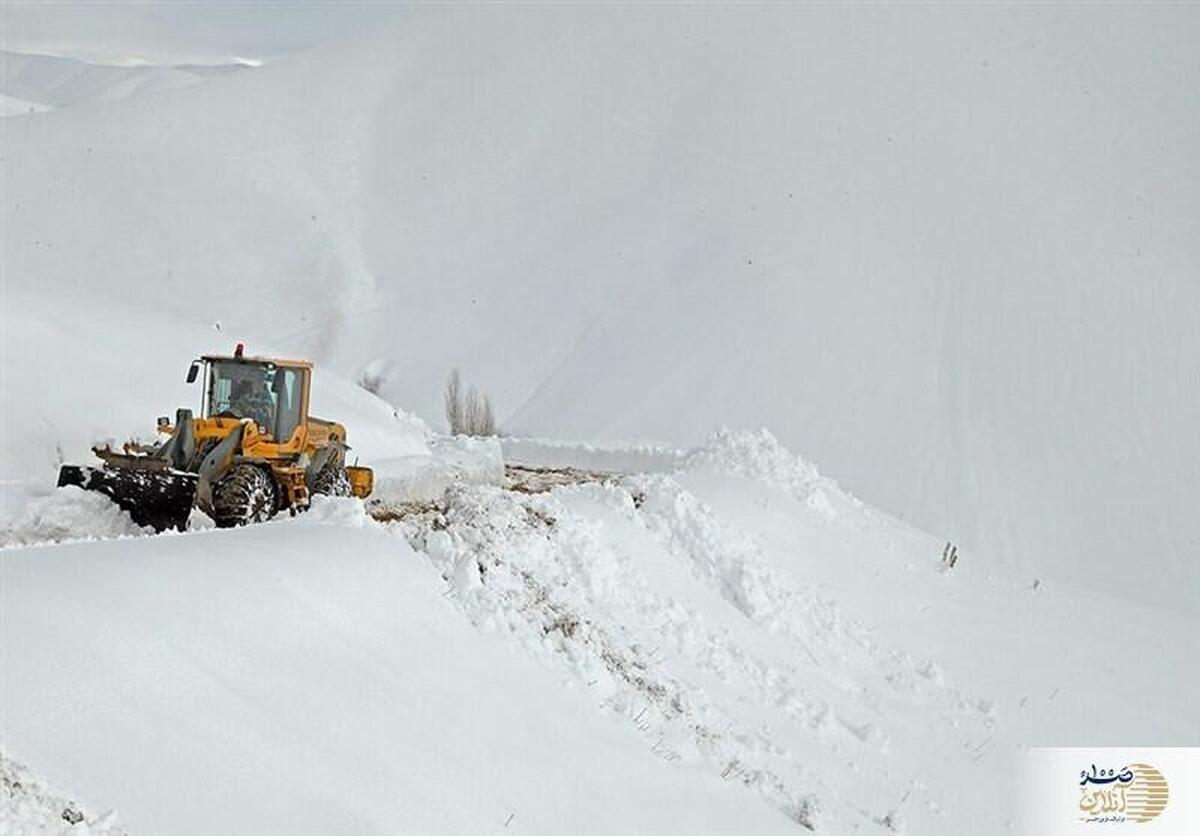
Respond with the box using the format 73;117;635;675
503;464;615;494
367;499;447;526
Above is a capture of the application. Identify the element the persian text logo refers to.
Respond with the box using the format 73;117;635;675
1079;763;1169;824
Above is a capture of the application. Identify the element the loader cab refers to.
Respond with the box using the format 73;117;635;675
195;354;311;443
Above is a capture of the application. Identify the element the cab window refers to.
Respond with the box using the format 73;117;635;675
272;368;305;441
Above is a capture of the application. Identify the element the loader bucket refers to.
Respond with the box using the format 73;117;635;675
58;464;199;533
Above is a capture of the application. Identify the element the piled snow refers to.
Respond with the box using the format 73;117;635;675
0;522;796;836
0;485;149;548
293;494;376;529
395;482;837;827
685;428;852;518
371;435;504;504
1;751;124;835
687;429;820;493
2;428;1196;833
501;437;687;474
629;474;792;622
389;435;1198;832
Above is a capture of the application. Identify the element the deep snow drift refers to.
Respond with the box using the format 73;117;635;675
3;434;1195;834
2;5;1197;613
0;498;795;836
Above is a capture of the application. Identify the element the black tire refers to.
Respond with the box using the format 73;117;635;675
311;461;352;497
212;464;279;528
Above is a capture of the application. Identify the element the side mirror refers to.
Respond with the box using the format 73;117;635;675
186;362;200;384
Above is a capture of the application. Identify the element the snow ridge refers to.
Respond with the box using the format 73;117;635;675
392;482;826;827
388;441;996;831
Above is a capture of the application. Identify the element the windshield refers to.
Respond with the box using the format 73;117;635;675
205;360;304;440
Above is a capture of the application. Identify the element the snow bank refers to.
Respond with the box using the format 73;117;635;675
0;522;795;836
371;435;504;503
683;428;855;519
0;485;148;548
501;437;686;474
386;428;1198;832
3;427;1196;833
391;477;967;830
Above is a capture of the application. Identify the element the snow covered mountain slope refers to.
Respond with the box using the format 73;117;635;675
0;503;796;836
3;435;1195;834
2;5;1195;611
0;50;249;114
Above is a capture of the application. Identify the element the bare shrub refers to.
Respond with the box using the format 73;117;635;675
444;369;497;436
481;394;496;436
464;386;483;434
445;369;463;433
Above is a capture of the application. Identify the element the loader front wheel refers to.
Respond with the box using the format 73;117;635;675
212;464;279;528
311;462;352;497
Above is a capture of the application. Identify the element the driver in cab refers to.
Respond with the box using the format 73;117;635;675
229;376;274;430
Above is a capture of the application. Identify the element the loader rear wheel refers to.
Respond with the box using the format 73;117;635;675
311;462;352;497
212;464;279;528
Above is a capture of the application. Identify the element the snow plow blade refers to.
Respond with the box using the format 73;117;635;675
57;464;198;533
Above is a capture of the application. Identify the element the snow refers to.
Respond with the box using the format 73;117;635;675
0;288;429;484
2;5;1198;834
0;93;49;117
0;50;240;115
501;437;687;475
2;750;124;835
3;5;1196;611
0;519;795;836
393;437;1197;832
0;485;148;548
371;435;505;504
4;432;1193;833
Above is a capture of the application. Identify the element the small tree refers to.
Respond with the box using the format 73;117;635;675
444;369;464;434
444;369;496;436
464;386;483;436
480;394;496;436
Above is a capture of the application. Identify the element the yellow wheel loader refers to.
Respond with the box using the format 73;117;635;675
58;344;374;531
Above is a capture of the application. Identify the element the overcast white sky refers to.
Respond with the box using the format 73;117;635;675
0;0;401;64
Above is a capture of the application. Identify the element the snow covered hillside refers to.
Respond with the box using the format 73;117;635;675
2;5;1196;612
1;5;1197;833
0;501;797;836
3;433;1196;834
0;50;251;115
